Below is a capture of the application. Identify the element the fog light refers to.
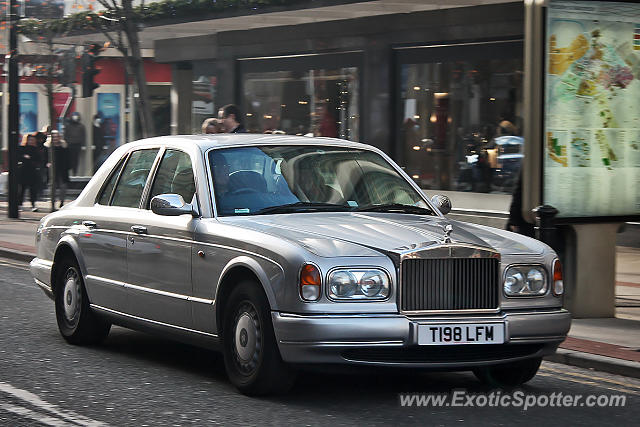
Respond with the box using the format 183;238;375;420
299;263;321;301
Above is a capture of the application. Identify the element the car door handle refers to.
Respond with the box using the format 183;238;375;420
130;225;148;235
82;221;97;229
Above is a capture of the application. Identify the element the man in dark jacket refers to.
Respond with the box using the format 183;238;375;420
65;112;86;175
506;172;534;237
218;104;247;133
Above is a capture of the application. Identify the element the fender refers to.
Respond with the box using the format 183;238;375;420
215;255;284;311
52;234;89;290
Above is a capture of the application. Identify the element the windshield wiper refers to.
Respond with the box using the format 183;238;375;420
253;202;351;215
354;203;434;215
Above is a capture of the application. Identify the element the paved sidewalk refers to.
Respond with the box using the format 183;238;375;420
1;201;640;378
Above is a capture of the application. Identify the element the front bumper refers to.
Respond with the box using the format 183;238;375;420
30;258;54;300
272;309;570;368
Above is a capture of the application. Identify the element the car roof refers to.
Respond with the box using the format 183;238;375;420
127;134;374;151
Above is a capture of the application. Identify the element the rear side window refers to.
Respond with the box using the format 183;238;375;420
111;149;159;208
97;157;126;205
148;150;196;207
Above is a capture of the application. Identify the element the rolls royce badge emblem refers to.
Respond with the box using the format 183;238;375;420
442;224;453;243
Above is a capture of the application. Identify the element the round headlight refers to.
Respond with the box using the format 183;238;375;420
359;271;384;297
505;271;525;294
527;269;545;293
329;271;357;297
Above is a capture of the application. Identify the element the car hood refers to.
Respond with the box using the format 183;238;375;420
222;212;546;258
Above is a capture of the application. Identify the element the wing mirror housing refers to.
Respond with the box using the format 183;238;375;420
150;194;198;217
431;194;452;215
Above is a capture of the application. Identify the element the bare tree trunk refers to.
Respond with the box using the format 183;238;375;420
123;0;154;138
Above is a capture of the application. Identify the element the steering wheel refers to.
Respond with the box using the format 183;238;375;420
229;187;260;195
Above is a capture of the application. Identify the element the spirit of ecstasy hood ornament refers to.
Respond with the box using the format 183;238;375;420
442;224;453;243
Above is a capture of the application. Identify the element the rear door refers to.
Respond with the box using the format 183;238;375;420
80;148;160;314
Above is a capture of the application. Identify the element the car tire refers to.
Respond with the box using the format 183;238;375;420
473;357;542;387
222;280;295;396
54;256;111;345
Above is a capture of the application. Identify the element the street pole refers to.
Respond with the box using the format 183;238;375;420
7;0;19;218
123;47;130;143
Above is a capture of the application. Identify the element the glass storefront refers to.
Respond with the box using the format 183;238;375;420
397;41;524;194
191;61;217;134
240;54;360;141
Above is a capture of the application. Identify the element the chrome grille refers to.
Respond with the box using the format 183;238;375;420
400;258;499;312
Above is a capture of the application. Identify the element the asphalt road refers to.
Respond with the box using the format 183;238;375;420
0;259;638;426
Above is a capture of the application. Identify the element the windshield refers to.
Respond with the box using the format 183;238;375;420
208;145;432;216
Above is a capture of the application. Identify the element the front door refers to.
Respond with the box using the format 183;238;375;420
126;149;198;328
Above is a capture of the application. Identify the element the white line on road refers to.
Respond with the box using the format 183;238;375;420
0;259;29;271
0;403;72;426
0;382;107;426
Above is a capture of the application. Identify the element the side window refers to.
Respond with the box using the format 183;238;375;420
111;149;159;208
148;149;196;207
97;157;126;205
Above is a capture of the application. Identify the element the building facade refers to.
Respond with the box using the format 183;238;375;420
0;56;171;175
156;2;525;219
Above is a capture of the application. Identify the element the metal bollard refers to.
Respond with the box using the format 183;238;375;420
532;205;559;249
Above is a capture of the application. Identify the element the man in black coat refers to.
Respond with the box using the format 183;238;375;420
506;172;534;237
65;112;86;175
218;104;247;133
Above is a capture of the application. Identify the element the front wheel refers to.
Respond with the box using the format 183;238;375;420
54;257;110;345
222;280;295;395
473;357;542;387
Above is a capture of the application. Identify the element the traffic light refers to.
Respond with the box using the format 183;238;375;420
81;43;103;98
58;48;76;86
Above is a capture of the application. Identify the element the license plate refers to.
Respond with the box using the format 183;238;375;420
417;323;505;345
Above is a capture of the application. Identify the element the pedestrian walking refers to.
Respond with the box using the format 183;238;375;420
65;112;86;175
45;130;70;209
218;105;247;133
17;132;43;212
506;171;534;237
35;127;50;189
92;115;106;169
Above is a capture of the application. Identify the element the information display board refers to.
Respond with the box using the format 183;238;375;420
544;1;640;219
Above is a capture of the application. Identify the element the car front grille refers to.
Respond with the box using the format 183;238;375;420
400;258;499;312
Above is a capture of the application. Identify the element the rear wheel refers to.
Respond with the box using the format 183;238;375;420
54;257;110;345
473;357;542;387
222;280;295;395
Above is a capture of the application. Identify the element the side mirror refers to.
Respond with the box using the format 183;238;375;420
150;194;197;217
431;194;452;215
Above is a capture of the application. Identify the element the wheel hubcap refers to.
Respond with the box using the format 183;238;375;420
62;268;81;325
232;303;261;374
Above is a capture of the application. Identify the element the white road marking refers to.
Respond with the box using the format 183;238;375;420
0;259;29;270
536;373;640;396
0;382;107;426
0;403;71;426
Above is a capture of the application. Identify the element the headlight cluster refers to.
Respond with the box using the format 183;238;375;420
503;265;548;296
328;269;390;300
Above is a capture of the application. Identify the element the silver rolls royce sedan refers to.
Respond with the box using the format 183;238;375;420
30;134;571;395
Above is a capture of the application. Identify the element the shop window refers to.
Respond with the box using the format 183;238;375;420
192;61;217;134
242;67;359;141
397;42;524;194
